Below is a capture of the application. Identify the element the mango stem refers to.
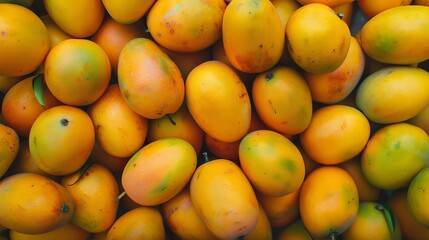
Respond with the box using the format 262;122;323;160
167;114;176;126
115;191;127;203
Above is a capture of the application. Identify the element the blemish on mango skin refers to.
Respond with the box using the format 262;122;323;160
60;118;69;127
281;159;296;173
374;36;398;55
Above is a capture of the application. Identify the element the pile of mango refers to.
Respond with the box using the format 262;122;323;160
0;0;428;239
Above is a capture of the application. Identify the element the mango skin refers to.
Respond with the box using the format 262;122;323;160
356;66;429;124
408;168;429;228
0;3;50;77
222;0;284;73
361;123;429;190
186;60;251;143
118;38;185;119
360;5;429;64
0;173;75;234
286;3;351;74
43;0;104;38
102;0;155;24
239;130;305;197
190;159;259;240
0;124;19;178
121;138;197;206
61;164;119;233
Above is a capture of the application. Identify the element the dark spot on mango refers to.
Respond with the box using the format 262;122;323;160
239;91;247;99
265;73;273;81
268;99;277;114
60;203;70;213
60;118;69;127
259;44;263;49
1;31;6;37
170;29;174;34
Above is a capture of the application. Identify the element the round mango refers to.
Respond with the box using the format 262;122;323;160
190;159;259;239
360;5;429;64
356;66;429;124
0;4;50;77
61;163;119;233
29;105;95;176
186;61;251;143
0;173;75;234
122;138;197;206
299;104;370;165
286;3;351;74
43;0;104;38
239;130;305;197
147;0;226;53
222;0;284;73
361;123;429;190
118;38;185;119
88;84;148;158
252;66;312;135
44;39;111;106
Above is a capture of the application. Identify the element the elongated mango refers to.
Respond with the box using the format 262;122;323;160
360;5;429;64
